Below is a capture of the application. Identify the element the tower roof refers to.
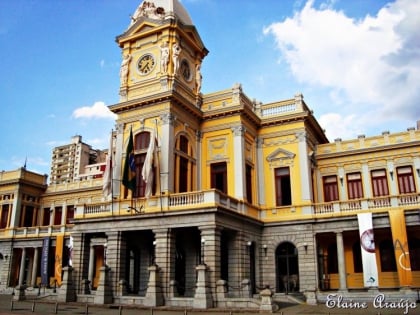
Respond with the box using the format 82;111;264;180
130;0;193;26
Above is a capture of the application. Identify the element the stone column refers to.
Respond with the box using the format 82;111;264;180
232;125;246;200
106;231;122;295
160;114;175;193
18;248;26;286
153;228;174;298
336;232;347;291
256;137;265;205
195;131;203;190
88;244;95;284
31;247;39;287
199;226;221;301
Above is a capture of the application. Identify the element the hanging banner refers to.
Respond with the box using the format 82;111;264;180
389;209;412;286
55;235;64;286
41;237;50;286
357;213;379;287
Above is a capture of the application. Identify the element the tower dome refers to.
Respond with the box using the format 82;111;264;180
130;0;193;27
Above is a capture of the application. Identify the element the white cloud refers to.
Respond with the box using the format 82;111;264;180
263;0;420;137
318;113;363;140
72;101;117;120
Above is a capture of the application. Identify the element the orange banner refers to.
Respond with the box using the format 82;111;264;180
55;235;64;286
389;210;412;287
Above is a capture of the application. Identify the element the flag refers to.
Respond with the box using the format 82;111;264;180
142;128;156;198
122;128;136;192
102;131;113;197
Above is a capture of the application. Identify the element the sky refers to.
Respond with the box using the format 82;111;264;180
1;0;419;177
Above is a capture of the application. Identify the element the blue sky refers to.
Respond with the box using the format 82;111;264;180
1;0;419;177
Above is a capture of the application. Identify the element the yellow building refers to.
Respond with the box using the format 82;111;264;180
0;0;419;309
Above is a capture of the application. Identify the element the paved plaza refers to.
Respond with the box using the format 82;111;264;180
0;294;419;315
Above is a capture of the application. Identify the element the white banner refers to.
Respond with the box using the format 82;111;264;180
357;213;379;287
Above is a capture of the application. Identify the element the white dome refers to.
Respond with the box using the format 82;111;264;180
132;0;193;25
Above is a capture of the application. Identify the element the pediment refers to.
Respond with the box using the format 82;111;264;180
117;20;162;43
266;148;295;162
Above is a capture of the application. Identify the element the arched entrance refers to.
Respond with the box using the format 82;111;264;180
276;242;299;293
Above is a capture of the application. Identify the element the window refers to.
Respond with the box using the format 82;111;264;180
66;205;75;224
397;166;416;194
275;167;291;206
175;135;195;193
42;208;50;226
323;175;339;202
371;169;389;197
131;131;156;198
245;164;252;203
347;172;363;199
54;207;62;225
211;162;227;194
22;206;35;227
0;204;9;229
379;239;397;272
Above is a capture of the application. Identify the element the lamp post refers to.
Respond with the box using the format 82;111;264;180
103;242;108;267
200;237;206;265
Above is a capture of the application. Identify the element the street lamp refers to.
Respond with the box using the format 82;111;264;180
200;237;206;264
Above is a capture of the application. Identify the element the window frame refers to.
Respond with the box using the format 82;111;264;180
323;175;339;202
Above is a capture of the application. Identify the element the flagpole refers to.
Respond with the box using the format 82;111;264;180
110;129;114;216
155;119;163;212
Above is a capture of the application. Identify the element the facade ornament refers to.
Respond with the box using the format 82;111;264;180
130;1;165;26
172;42;182;75
231;125;245;136
161;113;174;125
196;64;202;94
160;42;169;74
119;54;132;87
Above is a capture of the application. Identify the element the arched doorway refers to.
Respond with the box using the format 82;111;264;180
276;242;299;293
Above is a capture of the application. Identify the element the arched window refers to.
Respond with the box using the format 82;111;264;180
125;131;156;198
174;134;195;193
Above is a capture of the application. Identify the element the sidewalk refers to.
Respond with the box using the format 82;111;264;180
0;294;419;315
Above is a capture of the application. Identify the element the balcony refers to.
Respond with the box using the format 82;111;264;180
76;189;258;219
0;192;419;240
75;191;420;221
313;193;420;215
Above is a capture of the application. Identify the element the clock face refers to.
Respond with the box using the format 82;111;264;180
360;229;375;253
137;54;155;75
180;59;191;81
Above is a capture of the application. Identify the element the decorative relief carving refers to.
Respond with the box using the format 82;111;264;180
231;125;245;136
318;166;338;174
368;160;387;168
245;141;253;162
130;1;165;26
208;137;228;159
266;148;295;168
264;135;297;146
161;113;174;125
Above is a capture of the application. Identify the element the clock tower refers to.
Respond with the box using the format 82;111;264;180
115;0;208;104
110;0;208;197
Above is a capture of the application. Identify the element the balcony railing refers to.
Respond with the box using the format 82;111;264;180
313;193;420;215
1;192;419;240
